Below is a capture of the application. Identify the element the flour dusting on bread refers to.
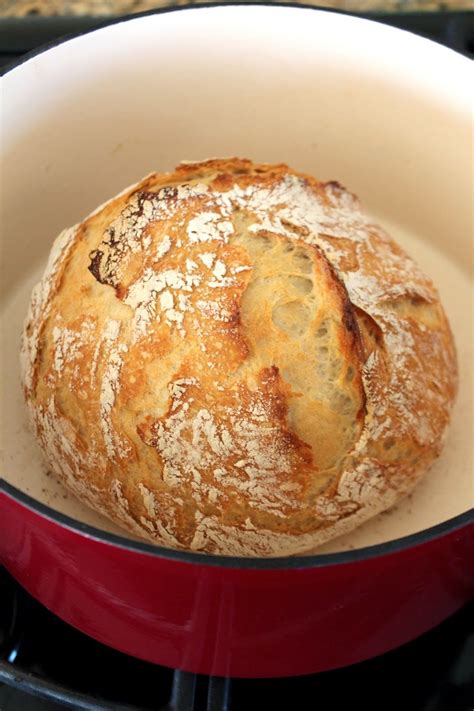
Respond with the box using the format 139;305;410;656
21;158;457;556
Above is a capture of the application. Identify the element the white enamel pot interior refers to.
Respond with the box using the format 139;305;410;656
1;5;472;554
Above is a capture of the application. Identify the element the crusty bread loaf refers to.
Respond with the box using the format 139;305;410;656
21;158;457;556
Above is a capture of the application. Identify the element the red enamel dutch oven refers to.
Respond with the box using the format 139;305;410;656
1;5;473;678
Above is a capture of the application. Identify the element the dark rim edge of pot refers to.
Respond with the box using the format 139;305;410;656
2;479;473;569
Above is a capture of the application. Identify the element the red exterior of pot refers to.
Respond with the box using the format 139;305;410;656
1;486;473;678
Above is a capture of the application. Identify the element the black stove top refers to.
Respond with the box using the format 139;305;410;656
1;8;473;710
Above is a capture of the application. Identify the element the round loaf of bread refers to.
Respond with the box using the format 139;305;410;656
21;159;457;556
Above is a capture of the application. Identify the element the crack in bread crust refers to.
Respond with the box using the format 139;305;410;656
21;158;458;556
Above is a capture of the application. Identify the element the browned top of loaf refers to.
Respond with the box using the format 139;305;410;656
21;158;458;556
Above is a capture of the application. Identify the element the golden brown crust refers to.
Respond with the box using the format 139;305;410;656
21;158;458;556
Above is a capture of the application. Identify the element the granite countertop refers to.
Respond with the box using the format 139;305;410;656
1;0;473;17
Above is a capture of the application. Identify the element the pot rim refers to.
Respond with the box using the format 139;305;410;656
1;3;472;569
2;480;473;569
1;2;472;78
